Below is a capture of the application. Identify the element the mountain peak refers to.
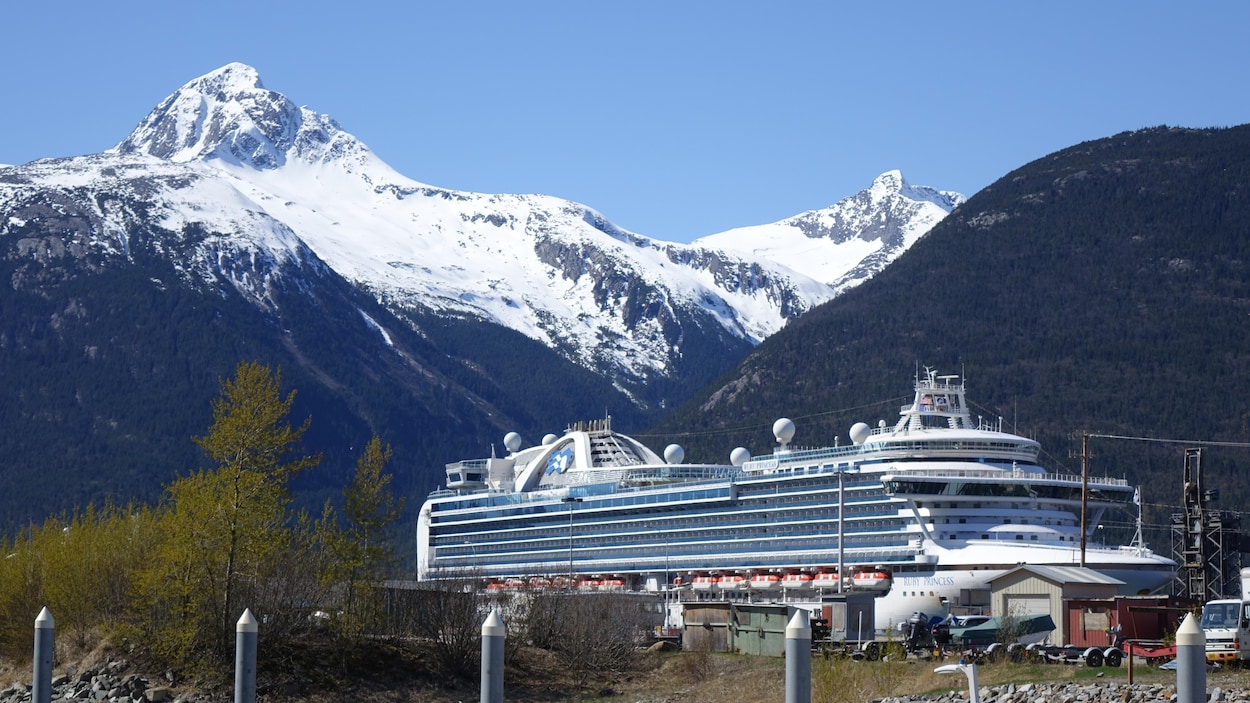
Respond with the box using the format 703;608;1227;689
869;169;964;211
111;63;366;171
869;169;907;194
188;62;266;95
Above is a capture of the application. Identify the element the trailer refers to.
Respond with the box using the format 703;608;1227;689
1122;639;1178;666
1024;642;1125;667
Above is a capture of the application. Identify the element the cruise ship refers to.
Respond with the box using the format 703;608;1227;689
416;369;1177;632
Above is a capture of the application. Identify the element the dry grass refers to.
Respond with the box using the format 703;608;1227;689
9;634;1250;703
605;651;1250;703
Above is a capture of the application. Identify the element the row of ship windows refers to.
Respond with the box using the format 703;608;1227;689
445;510;908;547
439;531;914;557
916;501;1073;510
933;517;1074;527
938;533;1074;542
439;473;883;520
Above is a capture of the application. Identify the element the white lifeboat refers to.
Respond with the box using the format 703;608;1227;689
781;573;813;590
750;573;781;591
852;569;892;591
691;575;717;591
812;571;841;589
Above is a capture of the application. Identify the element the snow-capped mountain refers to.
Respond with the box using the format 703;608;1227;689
4;63;962;406
695;170;965;295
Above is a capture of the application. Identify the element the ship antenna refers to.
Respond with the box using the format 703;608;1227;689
1131;487;1145;553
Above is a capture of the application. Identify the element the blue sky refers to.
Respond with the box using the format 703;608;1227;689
3;1;1248;243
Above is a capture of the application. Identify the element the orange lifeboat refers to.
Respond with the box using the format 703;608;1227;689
781;573;813;590
600;578;625;591
577;578;601;591
691;575;717;591
811;571;841;589
851;569;892;591
749;573;781;591
718;574;747;591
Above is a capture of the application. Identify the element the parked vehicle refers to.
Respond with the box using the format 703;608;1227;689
1200;568;1250;664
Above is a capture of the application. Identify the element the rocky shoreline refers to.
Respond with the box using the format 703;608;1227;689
0;659;198;703
876;679;1250;703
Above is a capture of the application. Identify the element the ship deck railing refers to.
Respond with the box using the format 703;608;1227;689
881;466;1129;487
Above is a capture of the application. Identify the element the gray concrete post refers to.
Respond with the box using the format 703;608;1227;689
481;608;505;703
32;607;53;703
234;609;258;703
785;609;811;703
1175;612;1206;703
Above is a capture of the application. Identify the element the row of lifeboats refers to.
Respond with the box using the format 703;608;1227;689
680;569;891;592
484;577;626;592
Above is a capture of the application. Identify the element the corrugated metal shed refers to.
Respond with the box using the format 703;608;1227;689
730;603;795;657
989;565;1123;644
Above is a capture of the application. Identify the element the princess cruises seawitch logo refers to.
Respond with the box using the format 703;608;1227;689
545;447;574;474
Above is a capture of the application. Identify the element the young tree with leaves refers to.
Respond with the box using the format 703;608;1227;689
319;434;404;637
142;361;320;662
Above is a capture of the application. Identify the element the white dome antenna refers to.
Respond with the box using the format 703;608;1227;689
664;444;685;465
772;418;796;447
504;432;522;454
849;422;871;446
542;433;558;446
730;447;751;466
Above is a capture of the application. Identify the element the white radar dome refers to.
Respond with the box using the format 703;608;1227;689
664;444;685;465
730;447;751;466
542;433;559;446
503;432;522;453
772;418;796;445
849;422;871;446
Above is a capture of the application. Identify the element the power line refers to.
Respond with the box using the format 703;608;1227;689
634;396;909;440
1087;432;1250;449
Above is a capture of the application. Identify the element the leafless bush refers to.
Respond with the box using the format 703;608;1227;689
520;591;652;687
383;572;484;678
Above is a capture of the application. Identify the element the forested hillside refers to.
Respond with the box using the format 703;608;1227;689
0;241;648;532
652;124;1250;551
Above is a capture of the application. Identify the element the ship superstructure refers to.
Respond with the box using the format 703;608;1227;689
416;369;1176;631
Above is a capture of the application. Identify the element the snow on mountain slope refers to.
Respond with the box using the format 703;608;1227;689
694;170;965;295
8;63;962;402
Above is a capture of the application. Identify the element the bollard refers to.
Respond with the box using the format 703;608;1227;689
480;608;505;703
1175;613;1206;703
785;609;811;703
32;607;53;703
935;660;980;703
235;609;258;703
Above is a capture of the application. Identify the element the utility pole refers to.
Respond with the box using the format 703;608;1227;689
1080;432;1089;568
